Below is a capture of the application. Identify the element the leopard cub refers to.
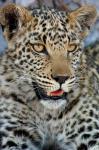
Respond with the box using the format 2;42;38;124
0;3;98;150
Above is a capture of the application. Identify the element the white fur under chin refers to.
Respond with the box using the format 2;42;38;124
40;99;66;109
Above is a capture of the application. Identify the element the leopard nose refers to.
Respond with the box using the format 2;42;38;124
52;75;69;84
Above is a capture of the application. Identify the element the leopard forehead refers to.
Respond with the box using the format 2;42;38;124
32;9;68;39
30;8;77;43
32;8;68;26
16;8;79;57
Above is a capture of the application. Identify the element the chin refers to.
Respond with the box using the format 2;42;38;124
40;99;66;110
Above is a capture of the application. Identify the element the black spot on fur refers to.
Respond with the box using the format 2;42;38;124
94;122;99;129
0;131;8;137
27;48;31;52
19;51;22;55
78;143;87;150
68;133;78;139
78;118;85;124
26;55;30;59
10;93;25;105
58;112;63;119
82;133;90;139
30;68;33;72
6;126;16;131
20;60;24;65
89;110;94;117
88;140;96;147
78;126;85;133
43;27;46;32
21;143;28;149
93;133;99;139
92;104;98;110
8;121;17;125
71;121;77;128
22;47;25;52
87;125;92;131
43;35;47;44
42;23;46;27
86;118;92;123
7;141;17;147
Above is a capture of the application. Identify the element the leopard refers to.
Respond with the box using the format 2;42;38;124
0;3;99;150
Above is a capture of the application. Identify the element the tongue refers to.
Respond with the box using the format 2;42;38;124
50;90;64;96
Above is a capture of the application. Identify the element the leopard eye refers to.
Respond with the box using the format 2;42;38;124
68;44;77;52
32;43;45;52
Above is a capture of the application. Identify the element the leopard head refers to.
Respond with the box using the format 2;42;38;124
0;4;97;109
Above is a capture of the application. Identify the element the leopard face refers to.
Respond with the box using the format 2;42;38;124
0;4;96;109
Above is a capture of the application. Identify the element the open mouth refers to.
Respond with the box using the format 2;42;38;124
47;89;64;97
33;83;67;100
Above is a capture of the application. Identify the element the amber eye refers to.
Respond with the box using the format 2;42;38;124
68;44;77;52
32;43;45;52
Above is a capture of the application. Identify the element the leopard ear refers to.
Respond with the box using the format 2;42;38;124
68;5;97;38
0;3;33;40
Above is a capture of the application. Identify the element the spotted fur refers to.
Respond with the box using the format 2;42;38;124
0;3;98;150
